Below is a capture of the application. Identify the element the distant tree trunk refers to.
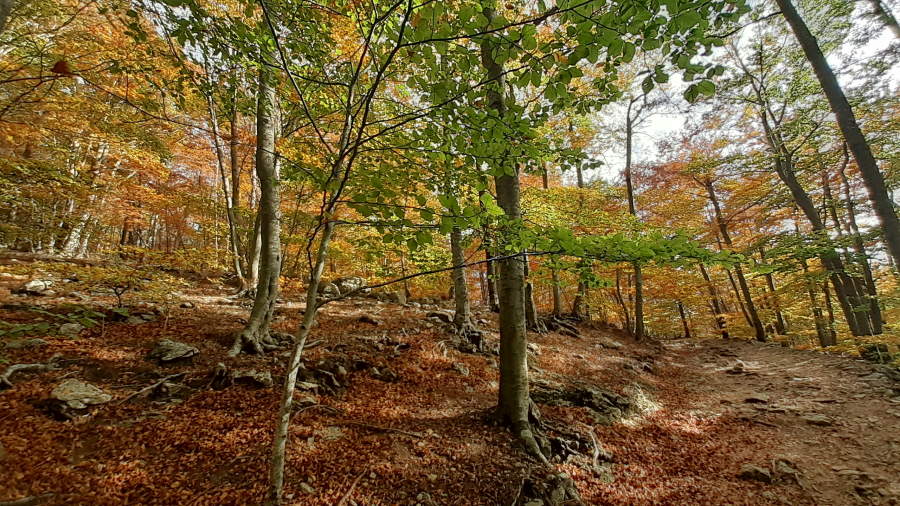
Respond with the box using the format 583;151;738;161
207;93;245;289
801;258;835;346
0;0;13;36
624;107;644;340
480;6;546;463
484;244;500;312
676;300;691;339
542;164;563;316
229;60;280;356
776;0;900;270
838;155;885;327
524;256;546;333
614;268;632;336
230;107;242;210
699;263;729;338
243;210;262;295
450;226;475;336
758;245;787;334
705;179;766;341
571;163;589;320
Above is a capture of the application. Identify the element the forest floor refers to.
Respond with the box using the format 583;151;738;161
1;279;899;505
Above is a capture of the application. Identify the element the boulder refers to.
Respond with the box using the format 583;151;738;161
380;290;407;304
451;362;470;376
49;379;112;418
332;276;368;296
58;323;85;337
147;339;199;363
21;279;54;295
802;413;832;426
738;464;772;483
597;337;623;350
426;311;452;324
318;282;340;299
232;369;273;388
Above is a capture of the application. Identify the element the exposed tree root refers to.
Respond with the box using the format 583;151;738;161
0;356;62;389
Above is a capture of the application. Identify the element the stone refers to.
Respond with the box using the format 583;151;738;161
179;301;195;309
802;413;832;426
318;282;340;299
232;369;273;388
58;323;85;336
296;381;319;390
358;314;380;325
738;464;772;483
332;276;368;296
299;482;316;494
51;379;112;410
451;362;470;376
744;393;769;404
147;339;199;362
426;311;452;324
22;279;53;294
5;337;48;349
527;343;541;355
126;315;146;325
597;337;623;350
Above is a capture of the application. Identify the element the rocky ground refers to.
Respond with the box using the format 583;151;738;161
1;281;899;505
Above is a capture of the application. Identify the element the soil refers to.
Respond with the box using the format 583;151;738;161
0;287;898;505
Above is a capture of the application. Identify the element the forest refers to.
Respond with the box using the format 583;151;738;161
0;0;898;504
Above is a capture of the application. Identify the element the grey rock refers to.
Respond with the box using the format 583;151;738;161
598;338;623;350
147;339;199;362
802;413;832;426
232;369;273;388
318;282;340;299
738;464;772;483
5;337;49;349
51;379;112;409
59;323;85;336
333;276;368;296
23;279;53;294
299;482;316;494
452;362;470;376
180;301;195;309
744;393;769;404
126;315;146;325
426;311;452;324
527;343;541;355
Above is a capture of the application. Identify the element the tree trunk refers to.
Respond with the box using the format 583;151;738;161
801;258;834;346
484;243;500;312
571;163;589;319
450;226;475;338
776;0;900;270
614;268;632;336
705;179;766;341
624;110;644;340
759;245;787;334
480;5;546;463
699;263;729;339
676;300;692;339
207;93;245;288
230;61;280;356
868;0;900;38
542;165;563;316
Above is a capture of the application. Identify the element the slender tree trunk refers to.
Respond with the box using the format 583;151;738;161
450;226;474;333
524;255;545;332
676;300;691;339
706;179;766;341
614;268;632;336
801;258;834;346
776;0;900;270
480;6;546;462
699;263;729;338
207;94;246;287
541;165;564;316
839;158;885;327
484;242;500;312
230;60;280;356
624;111;644;340
759;245;787;334
571;164;589;319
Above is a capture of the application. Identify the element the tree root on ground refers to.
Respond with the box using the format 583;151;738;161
0;355;62;389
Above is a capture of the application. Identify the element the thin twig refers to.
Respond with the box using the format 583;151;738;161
337;468;368;506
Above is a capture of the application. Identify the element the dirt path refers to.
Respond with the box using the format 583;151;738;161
659;339;900;505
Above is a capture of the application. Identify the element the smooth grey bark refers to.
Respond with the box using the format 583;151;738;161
480;4;546;463
541;165;564;315
229;61;280;356
705;179;767;341
571;163;589;319
776;0;900;271
868;0;900;39
450;226;475;335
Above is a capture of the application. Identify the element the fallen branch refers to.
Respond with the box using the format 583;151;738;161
0;356;62;388
336;421;424;438
337;468;368;506
117;373;186;405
